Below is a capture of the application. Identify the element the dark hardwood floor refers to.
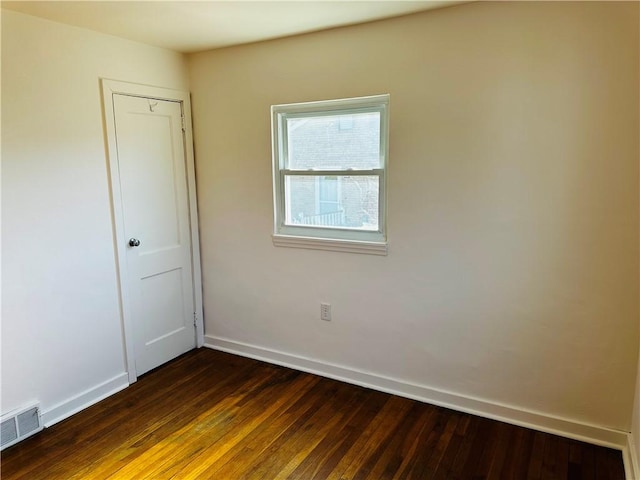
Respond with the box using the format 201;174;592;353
1;348;625;479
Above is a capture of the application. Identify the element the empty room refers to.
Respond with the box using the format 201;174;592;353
1;1;639;478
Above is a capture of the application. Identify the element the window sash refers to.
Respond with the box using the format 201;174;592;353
278;171;385;236
278;105;387;171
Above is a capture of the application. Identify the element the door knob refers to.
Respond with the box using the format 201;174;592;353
128;238;141;247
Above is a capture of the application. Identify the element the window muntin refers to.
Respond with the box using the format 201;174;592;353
272;95;389;249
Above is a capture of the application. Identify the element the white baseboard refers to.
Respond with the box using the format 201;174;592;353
205;335;628;451
41;373;129;427
625;433;640;480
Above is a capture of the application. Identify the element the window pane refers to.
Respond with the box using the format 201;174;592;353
286;111;381;170
284;175;379;231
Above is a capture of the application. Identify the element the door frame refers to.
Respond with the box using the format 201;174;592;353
100;79;204;383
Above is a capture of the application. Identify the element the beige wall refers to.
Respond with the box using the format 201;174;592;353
1;10;189;421
633;13;640;464
633;353;640;471
189;1;639;431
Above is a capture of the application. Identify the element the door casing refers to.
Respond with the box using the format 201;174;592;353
101;79;204;383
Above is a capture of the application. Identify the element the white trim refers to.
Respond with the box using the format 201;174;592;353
272;94;391;115
101;80;137;383
181;94;205;348
272;234;387;255
625;433;640;480
41;373;129;427
100;79;204;381
204;335;628;450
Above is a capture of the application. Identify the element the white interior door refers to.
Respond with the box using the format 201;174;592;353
112;93;196;376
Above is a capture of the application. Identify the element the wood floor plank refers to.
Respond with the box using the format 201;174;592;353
449;414;483;479
324;396;414;480
606;447;626;480
404;409;453;479
251;384;364;479
299;390;389;479
431;414;466;480
485;421;513;479
393;407;446;479
125;370;316;479
361;403;435;479
581;444;597;480
527;430;548;480
285;388;377;479
499;427;534;480
215;379;359;479
459;417;496;479
541;434;560;480
160;372;320;479
555;439;571;480
568;440;583;480
186;375;327;479
0;348;626;480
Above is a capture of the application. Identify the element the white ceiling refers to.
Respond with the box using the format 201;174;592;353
1;1;463;53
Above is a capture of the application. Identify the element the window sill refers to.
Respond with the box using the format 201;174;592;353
272;234;388;256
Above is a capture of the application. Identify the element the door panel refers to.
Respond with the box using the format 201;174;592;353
113;94;195;376
140;269;185;343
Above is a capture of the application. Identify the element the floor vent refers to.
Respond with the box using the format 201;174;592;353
1;403;43;450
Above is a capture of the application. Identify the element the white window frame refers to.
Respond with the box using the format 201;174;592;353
271;94;389;255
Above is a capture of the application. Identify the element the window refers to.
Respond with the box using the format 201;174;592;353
271;94;389;255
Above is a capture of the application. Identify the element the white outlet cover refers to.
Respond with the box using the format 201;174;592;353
320;303;331;321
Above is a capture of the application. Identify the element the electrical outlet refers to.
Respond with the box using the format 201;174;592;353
320;303;331;321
